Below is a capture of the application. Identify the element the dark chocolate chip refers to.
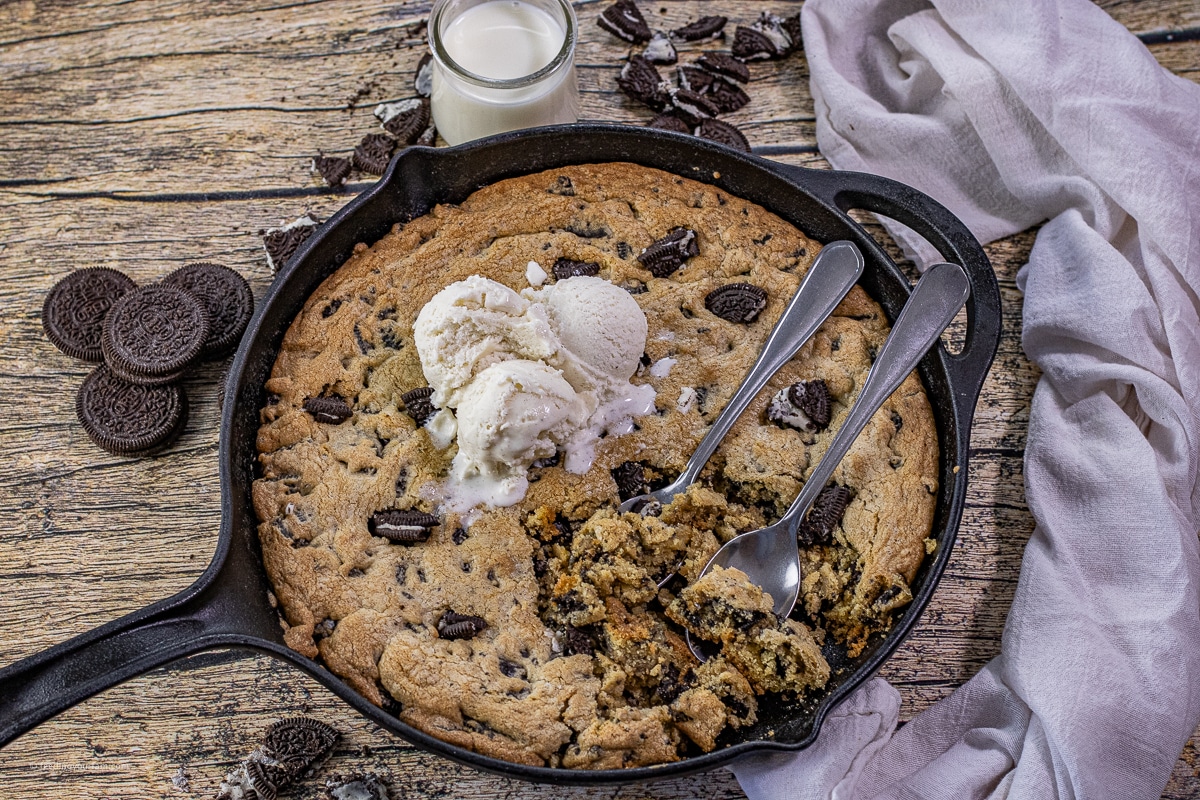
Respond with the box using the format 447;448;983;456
498;658;527;679
303;395;353;424
704;282;767;323
352;133;395;175
438;611;487;640
695;118;751;153
732;25;779;61
322;299;342;318
401;386;437;426
76;365;188;455
312;155;351;187
611;461;648;501
643;31;677;64
552;258;600;280
370;509;438;543
891;410;904;431
262;717;340;773
414;52;433;97
646;112;690;134
548;175;575;196
637;227;699;278
798;484;854;545
597;0;652;43
377;98;431;146
697;52;750;83
101;284;209;382
562;626;595;656
617;54;668;111
670;15;727;41
42;267;137;362
706;78;751;114
161;262;254;358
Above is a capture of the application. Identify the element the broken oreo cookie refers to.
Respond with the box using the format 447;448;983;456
401;386;438;426
617;54;668;111
370;509;438;543
695;118;751;152
312;155;352;187
768;379;833;433
303;395;353;424
704;282;768;323
42;267;137;362
438;611;487;640
597;0;652;43
352;132;396;175
646;112;690;134
798;484;854;546
375;98;431;146
697;52;750;83
670;15;727;41
161;262;254;358
76;364;188;455
611;460;649;501
637;227;699;278
643;31;677;65
552;258;600;280
261;215;320;273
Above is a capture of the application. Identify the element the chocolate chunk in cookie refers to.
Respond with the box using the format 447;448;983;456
611;460;649;500
646;112;690;134
438;611;487;640
303;395;353;424
369;509;438;543
704;282;767;323
643;31;677;65
552;258;600;280
42;267;137;362
798;484;854;546
76;365;188;455
102;284;209;383
312;155;352;187
695;118;751;153
597;0;651;43
375;98;431;146
261;215;320;273
352;133;396;175
262;717;340;773
638;227;699;277
548;175;575;196
414;52;433;97
401;386;438;426
670;15;726;41
161;262;254;358
697;52;750;83
617;54;668;111
767;379;832;433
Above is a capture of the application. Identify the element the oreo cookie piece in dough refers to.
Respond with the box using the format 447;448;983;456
42;267;137;361
162;262;254;358
76;364;188;455
101;284;209;384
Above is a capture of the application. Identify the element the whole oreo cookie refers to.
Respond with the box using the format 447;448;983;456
101;284;210;383
162;262;254;358
42;267;137;361
76;365;188;455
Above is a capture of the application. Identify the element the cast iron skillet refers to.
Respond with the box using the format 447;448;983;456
0;124;1000;784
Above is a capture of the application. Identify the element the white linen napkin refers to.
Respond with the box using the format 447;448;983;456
730;1;1200;798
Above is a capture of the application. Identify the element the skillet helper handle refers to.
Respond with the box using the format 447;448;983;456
781;165;1002;398
0;584;238;749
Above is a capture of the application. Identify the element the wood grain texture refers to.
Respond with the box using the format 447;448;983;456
1;0;1197;797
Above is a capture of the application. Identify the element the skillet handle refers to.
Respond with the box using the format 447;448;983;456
0;580;245;749
775;164;1002;399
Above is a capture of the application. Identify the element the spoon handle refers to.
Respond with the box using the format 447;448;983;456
673;241;864;488
784;262;971;534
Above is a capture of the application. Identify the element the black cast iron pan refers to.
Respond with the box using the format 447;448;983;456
0;124;1000;785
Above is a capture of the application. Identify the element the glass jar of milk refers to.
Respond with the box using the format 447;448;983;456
428;0;580;145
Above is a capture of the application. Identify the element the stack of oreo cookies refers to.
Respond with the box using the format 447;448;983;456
41;262;253;456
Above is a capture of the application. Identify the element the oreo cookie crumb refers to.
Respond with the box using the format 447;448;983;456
76;365;188;455
438;611;487;640
617;54;668;111
643;31;677;65
677;64;716;94
637;227;699;277
732;25;779;61
611;460;648;500
704;282;768;323
370;509;438;543
416;124;437;146
401;386;438;426
303;395;353;424
767;379;832;433
313;155;352;187
666;86;719;125
161;262;254;358
261;214;320;273
597;0;652;43
670;15;727;41
697;52;750;83
799;484;854;545
552;258;600;280
352;132;396;175
42;267;137;362
695;118;751;152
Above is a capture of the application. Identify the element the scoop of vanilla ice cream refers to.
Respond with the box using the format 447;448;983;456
537;276;646;382
413;275;559;408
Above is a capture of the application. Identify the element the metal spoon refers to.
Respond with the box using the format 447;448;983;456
686;261;971;660
618;240;865;520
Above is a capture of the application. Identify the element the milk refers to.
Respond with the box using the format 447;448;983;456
429;0;579;145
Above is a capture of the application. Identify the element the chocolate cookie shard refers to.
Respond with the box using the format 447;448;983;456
752;11;795;55
76;365;188;455
414;52;434;97
638;227;699;277
667;87;719;125
617;54;668;111
768;379;833;433
303;395;353;424
782;13;803;53
262;717;340;773
643;31;677;65
42;267;137;362
551;258;600;280
261;215;320;273
706;78;750;114
597;0;651;43
312;154;352;187
245;760;288;800
704;282;768;323
697;52;750;83
101;284;209;381
798;484;854;546
670;15;727;41
370;509;438;543
162;262;254;358
731;25;779;61
611;460;648;500
401;386;437;426
676;64;716;95
646;112;690;134
374;98;431;146
352;132;396;175
695;118;751;153
438;611;487;640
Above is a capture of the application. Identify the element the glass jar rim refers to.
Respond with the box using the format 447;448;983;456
429;0;578;90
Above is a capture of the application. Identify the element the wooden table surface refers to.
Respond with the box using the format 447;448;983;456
2;1;1198;797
